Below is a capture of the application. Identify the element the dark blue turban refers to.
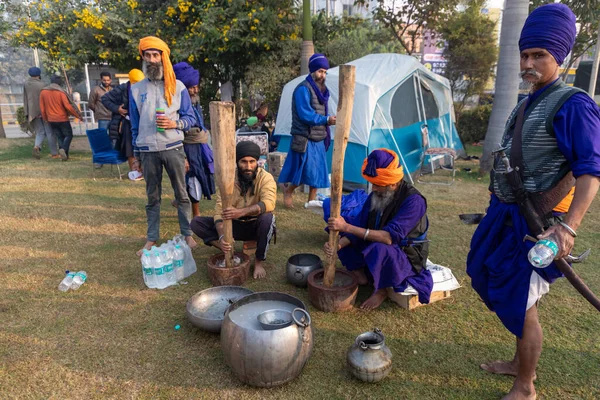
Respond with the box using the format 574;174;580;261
309;53;329;73
519;3;577;65
28;67;41;77
173;62;200;88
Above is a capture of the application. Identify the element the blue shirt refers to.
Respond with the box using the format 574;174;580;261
527;79;600;178
293;85;328;126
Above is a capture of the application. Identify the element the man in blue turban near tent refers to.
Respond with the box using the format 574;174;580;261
324;149;433;310
467;4;600;399
279;53;336;208
173;61;215;218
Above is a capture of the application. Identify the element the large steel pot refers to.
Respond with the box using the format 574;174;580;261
286;253;322;287
220;292;313;387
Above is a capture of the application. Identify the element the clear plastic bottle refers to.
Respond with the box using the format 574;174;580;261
151;248;168;289
58;270;75;292
160;249;176;286
528;235;559;268
141;249;156;288
173;244;185;281
70;271;87;290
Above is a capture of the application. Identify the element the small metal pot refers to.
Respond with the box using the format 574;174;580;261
347;328;392;383
286;253;322;287
257;308;311;330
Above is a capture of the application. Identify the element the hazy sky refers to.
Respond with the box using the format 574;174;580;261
487;0;505;8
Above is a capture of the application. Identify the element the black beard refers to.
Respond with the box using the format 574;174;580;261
238;167;257;197
143;61;163;81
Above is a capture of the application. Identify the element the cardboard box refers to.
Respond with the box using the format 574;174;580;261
268;152;287;168
269;164;282;178
395;290;451;310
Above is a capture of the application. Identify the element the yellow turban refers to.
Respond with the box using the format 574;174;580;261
128;68;145;85
138;36;176;107
361;148;405;186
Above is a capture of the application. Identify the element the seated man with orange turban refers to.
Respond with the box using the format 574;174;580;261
324;149;433;310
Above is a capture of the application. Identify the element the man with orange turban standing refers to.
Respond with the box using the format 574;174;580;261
130;37;197;255
324;149;433;310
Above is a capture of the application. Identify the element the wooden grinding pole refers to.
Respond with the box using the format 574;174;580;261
324;65;356;287
209;102;236;268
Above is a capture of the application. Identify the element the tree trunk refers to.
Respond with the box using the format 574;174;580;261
588;20;600;97
479;0;529;175
0;108;6;139
301;0;314;75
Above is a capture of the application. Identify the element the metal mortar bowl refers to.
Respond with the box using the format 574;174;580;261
257;309;293;330
186;286;253;333
286;253;323;287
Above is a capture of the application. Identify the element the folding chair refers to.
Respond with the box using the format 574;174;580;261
417;124;456;185
85;128;128;180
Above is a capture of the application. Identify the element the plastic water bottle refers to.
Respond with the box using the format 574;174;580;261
141;250;156;288
151;248;168;289
160;249;176;286
70;271;87;290
58;270;75;292
528;235;559;268
173;244;185;281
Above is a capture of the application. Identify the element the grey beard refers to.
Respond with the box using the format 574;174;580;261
143;61;164;81
519;69;542;91
370;190;395;212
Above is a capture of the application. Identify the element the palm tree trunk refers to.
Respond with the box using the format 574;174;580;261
301;0;314;75
0;108;6;139
479;0;529;174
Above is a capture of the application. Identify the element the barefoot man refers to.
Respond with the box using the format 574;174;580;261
130;36;198;255
191;142;277;279
324;149;433;310
467;4;600;399
279;53;336;208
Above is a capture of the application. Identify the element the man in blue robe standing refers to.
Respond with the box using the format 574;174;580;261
279;53;336;208
467;4;600;399
324;149;433;310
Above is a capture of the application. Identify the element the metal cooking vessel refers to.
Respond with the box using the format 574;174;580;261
286;253;322;287
221;292;313;387
347;328;392;383
186;286;253;333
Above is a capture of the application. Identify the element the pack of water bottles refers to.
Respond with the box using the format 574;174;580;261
58;270;87;292
140;234;197;289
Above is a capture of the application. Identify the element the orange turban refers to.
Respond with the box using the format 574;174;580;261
138;36;176;107
361;148;404;186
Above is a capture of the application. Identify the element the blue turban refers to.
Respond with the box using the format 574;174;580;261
173;62;200;88
519;3;577;65
309;53;329;73
28;67;41;77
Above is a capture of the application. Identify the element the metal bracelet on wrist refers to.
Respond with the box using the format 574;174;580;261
558;221;577;237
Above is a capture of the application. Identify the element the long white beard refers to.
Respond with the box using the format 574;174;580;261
370;190;395;212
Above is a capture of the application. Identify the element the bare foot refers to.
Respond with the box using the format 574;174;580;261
351;269;369;285
283;190;294;208
253;260;267;279
360;288;388;310
136;240;156;256
501;384;536;400
480;361;538;381
185;236;197;250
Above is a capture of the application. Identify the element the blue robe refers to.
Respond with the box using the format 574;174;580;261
278;85;330;188
337;193;433;304
183;103;215;200
467;80;600;338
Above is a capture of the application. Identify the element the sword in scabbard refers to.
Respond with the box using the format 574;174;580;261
493;147;600;312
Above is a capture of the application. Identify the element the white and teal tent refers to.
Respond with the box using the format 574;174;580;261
274;53;465;185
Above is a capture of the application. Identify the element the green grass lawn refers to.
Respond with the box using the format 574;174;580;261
0;137;598;399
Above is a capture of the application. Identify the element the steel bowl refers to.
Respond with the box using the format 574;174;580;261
286;253;322;287
257;309;293;330
186;286;253;333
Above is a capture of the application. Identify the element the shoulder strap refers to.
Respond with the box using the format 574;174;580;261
509;100;528;174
